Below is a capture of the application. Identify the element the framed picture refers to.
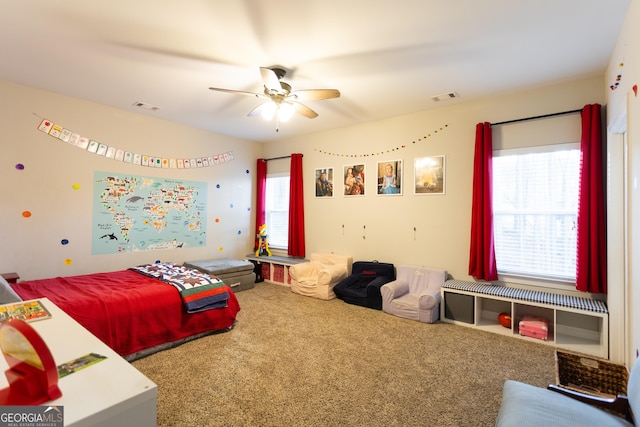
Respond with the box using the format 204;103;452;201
376;160;403;195
315;168;334;198
414;155;445;195
343;164;365;196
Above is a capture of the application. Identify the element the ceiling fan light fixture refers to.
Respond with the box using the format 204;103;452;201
261;102;277;120
210;66;340;130
278;102;294;122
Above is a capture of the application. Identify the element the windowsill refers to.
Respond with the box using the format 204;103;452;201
245;253;307;265
267;247;288;256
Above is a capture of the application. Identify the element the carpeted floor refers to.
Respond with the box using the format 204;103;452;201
133;282;557;426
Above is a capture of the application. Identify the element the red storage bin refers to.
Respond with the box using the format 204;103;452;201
273;264;285;283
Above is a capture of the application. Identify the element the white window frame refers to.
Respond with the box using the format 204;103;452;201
492;142;580;289
264;173;290;250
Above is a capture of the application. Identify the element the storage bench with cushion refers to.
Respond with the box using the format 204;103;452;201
183;258;256;292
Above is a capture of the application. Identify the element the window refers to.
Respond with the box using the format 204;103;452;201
492;144;580;283
265;175;290;249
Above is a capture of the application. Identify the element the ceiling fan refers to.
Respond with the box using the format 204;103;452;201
209;67;340;131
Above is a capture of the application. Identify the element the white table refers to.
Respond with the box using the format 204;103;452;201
0;298;157;426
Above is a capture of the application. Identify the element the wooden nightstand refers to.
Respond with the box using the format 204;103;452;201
0;273;19;284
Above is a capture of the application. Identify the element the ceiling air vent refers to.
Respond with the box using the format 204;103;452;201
431;92;460;102
133;101;160;111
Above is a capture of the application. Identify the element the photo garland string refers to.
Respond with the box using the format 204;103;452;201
34;115;234;169
314;124;450;157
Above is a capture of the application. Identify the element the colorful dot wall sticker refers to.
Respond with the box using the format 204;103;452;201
610;62;624;91
610;75;622;90
218;247;223;251
22;211;31;218
64;259;72;265
215;218;220;223
15;163;24;170
72;183;80;190
61;239;69;245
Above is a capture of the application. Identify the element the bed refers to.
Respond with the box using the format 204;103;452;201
5;262;241;361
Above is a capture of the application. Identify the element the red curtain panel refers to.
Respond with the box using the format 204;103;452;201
468;122;498;281
288;153;306;258
576;104;607;294
255;158;267;251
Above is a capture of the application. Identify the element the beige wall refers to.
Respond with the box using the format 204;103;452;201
264;76;604;283
0;76;606;284
0;52;623;358
0;3;634;364
606;0;640;365
0;80;261;280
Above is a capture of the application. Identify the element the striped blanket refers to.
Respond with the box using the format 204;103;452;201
130;262;230;313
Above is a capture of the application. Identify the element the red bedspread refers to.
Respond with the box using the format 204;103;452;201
11;270;241;358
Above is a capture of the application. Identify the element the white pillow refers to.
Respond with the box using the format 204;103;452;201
0;275;22;304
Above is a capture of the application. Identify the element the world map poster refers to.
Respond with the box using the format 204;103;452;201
92;171;207;254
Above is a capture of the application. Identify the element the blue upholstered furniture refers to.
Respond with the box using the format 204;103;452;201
333;261;395;310
495;357;640;426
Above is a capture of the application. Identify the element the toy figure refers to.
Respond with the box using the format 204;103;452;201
256;224;272;256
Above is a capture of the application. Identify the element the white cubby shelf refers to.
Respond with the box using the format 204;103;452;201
245;254;308;286
440;280;608;359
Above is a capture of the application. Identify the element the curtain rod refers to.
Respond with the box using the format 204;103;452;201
263;154;303;161
491;108;582;127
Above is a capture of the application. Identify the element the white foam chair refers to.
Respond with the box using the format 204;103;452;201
289;253;353;300
380;265;447;323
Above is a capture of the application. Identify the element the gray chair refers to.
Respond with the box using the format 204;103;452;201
495;357;640;426
380;265;447;323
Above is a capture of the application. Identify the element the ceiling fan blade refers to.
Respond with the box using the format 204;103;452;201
260;67;283;92
291;101;319;119
209;87;266;98
290;89;341;101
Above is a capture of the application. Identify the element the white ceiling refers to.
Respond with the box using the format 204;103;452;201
0;0;630;142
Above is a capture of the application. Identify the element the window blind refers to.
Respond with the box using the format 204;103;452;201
265;175;290;249
493;146;580;281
